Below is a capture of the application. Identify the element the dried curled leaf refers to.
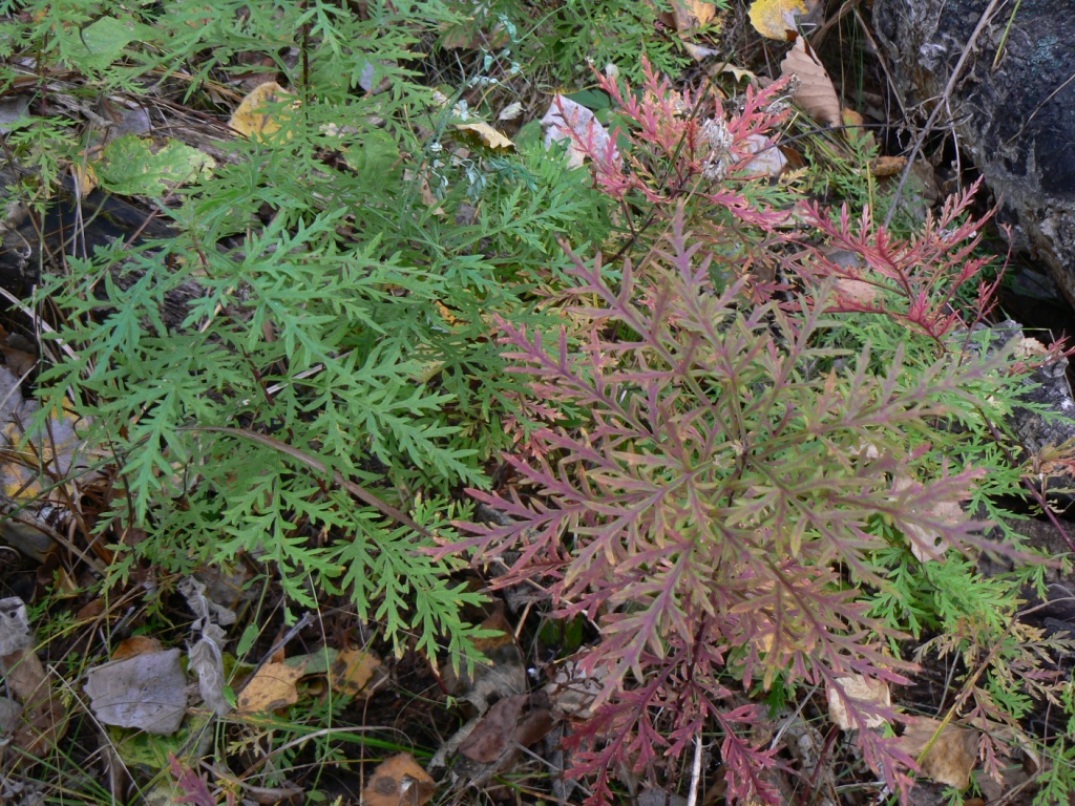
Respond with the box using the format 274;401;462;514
897;718;979;789
827;675;891;730
781;37;841;128
892;474;964;562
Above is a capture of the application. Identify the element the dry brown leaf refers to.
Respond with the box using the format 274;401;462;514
237;660;305;714
408;170;445;217
826;675;891;730
458;694;528;763
2;647;66;756
441;609;526;711
892;475;963;562
834;278;878;305
456;692;554;765
0;598;31;657
748;0;809;41
112;635;164;661
820;248;879;305
498;102;523;122
450;692;555;783
780;37;841;128
742;133;788;178
75;599;106;622
228;81;298;141
669;0;717;31
541;96;615;169
681;41;722;61
871;155;906;177
514;698;555;748
439;17;509;50
545;659;606;720
84;649;187;734
1012;335;1049;358
440;19;481;50
362;753;436;806
898;718;979;789
1;647;45;705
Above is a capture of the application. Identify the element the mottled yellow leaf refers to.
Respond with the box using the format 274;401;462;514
228;81;298;141
362;754;435;806
330;648;381;697
454;122;514;151
749;0;808;41
71;160;99;197
237;660;305;714
669;0;717;31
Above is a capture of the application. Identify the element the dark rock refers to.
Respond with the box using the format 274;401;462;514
0;187;171;279
872;0;1075;307
0;180;202;329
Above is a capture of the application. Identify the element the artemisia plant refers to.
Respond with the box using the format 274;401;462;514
440;60;1053;802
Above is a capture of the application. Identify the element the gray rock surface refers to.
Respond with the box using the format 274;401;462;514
872;0;1075;307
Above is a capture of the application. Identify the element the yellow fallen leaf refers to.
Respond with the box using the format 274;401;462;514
237;660;305;714
229;81;298;141
71;160;99;197
434;300;463;327
669;0;717;31
362;753;435;806
453;122;514;151
1;409;86;502
749;0;809;41
330;648;380;697
721;64;758;83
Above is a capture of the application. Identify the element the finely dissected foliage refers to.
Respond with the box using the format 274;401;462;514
570;60;798;259
452;220;1017;800
797;186;1001;341
6;0;1074;799
446;66;1066;803
466;0;693;85
20;0;611;668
